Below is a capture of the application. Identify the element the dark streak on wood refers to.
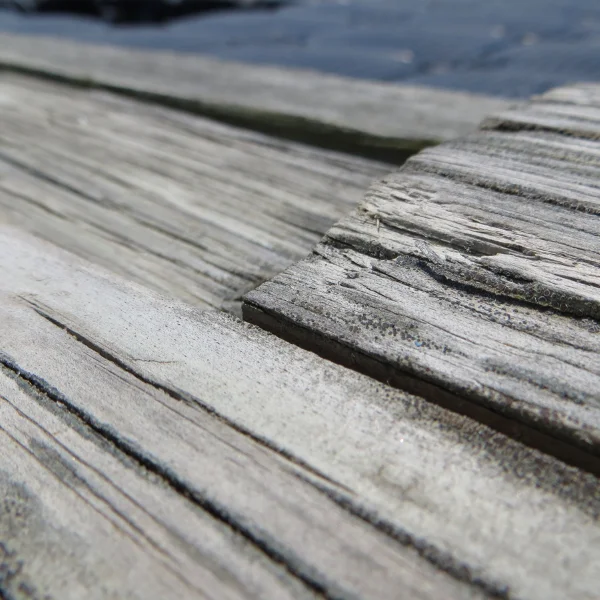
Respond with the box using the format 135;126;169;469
0;73;389;315
3;228;600;599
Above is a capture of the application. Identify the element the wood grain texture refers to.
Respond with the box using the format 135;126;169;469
0;72;388;315
245;85;600;470
0;32;512;159
2;226;600;600
481;83;600;139
0;364;316;600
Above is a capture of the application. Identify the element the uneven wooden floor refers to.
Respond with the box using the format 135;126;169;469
3;226;600;600
0;70;599;600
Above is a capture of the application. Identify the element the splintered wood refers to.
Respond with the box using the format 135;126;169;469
245;83;600;473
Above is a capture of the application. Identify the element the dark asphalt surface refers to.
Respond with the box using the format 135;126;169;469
1;0;599;97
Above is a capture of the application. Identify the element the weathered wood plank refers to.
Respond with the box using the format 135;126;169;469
0;33;512;159
244;86;600;469
481;84;600;139
2;226;600;600
539;84;600;107
0;72;388;314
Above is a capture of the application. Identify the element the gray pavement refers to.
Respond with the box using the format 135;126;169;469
1;0;599;97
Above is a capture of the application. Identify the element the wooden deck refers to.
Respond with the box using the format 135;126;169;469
0;38;599;600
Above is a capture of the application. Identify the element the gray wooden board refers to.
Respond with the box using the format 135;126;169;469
481;83;600;139
245;85;600;471
0;72;388;315
2;226;600;600
0;32;512;159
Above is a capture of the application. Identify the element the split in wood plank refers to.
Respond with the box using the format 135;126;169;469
245;82;600;474
0;72;388;315
1;226;599;600
0;32;513;162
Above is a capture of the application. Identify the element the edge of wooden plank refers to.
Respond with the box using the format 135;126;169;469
0;32;513;162
243;301;600;477
242;82;600;473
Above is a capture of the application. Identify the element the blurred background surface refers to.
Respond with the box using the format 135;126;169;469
1;0;599;97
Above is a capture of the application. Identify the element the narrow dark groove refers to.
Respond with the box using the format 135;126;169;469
324;233;600;324
0;151;98;204
0;351;503;600
0;186;71;222
406;254;600;322
242;302;600;478
26;304;346;493
6;305;501;596
0;356;333;600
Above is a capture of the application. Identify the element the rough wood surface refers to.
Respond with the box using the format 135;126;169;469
0;72;388;314
2;226;600;600
0;33;512;159
0;365;316;600
245;84;600;471
482;83;600;139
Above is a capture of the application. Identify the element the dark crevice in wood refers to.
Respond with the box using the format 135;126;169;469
0;355;334;600
400;255;600;322
0;151;99;206
0;151;219;256
0;187;71;223
0;304;511;598
326;232;600;323
242;303;600;478
402;161;600;215
0;347;505;599
84;220;259;288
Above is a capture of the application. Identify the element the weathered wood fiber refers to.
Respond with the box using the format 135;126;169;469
0;72;388;315
481;83;600;139
539;84;600;107
2;227;600;600
0;305;484;600
0;33;512;159
245;87;600;469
